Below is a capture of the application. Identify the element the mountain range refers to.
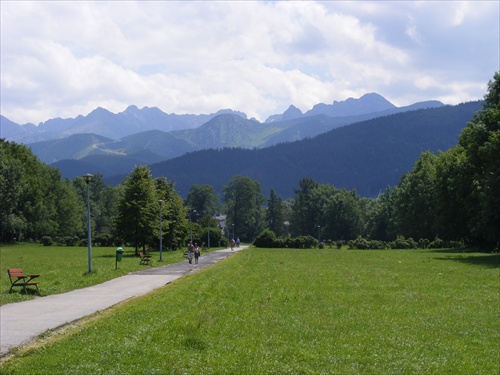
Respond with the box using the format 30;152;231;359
1;93;480;198
2;93;444;164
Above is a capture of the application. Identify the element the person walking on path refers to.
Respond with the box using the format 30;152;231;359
187;241;194;264
194;243;201;264
230;238;235;251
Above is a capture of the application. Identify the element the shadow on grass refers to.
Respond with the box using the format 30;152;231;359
433;251;500;269
9;287;40;296
96;253;139;259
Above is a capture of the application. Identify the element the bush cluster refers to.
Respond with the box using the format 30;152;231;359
347;235;464;250
253;230;465;251
253;230;318;249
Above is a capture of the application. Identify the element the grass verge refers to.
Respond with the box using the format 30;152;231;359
1;248;498;374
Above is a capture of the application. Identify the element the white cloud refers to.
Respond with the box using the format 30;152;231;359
1;1;498;125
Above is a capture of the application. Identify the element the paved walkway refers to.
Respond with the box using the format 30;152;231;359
0;246;246;356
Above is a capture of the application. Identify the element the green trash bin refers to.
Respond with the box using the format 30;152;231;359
116;247;124;262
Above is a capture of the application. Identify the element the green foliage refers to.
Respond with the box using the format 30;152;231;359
156;177;188;249
392;151;438;240
266;188;286;236
456;72;500;246
114;166;158;253
148;101;482;199
288;235;318;249
323;188;363;240
290;178;321;237
348;236;387;250
389;235;418;250
40;236;52;246
0;140;83;242
253;229;277;248
224;175;266;242
185;184;220;221
253;232;318;249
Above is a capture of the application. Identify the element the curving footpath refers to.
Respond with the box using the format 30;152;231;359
0;246;247;356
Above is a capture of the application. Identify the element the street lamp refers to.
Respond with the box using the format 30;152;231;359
317;225;321;243
207;218;210;249
158;199;163;262
189;209;196;242
82;173;93;273
232;223;235;240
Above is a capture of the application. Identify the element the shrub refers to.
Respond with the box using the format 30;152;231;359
348;237;388;250
54;236;64;246
348;236;369;250
253;229;277;248
40;236;53;246
288;235;317;249
429;237;444;249
419;238;430;249
65;236;80;246
389;235;417;250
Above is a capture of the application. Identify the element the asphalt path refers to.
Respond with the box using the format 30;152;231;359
0;246;246;356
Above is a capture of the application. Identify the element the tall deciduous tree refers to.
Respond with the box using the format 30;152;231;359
392;151;438;241
458;72;500;246
434;147;470;241
185;184;220;222
115;166;157;254
1;140;82;242
223;175;265;242
155;177;188;249
322;189;363;241
365;186;396;242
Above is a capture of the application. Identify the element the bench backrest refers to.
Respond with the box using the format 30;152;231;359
8;268;25;281
8;268;24;276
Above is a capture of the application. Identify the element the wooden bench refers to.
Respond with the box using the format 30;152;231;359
8;268;40;294
139;252;152;266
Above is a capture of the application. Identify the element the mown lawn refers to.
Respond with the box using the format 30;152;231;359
1;247;498;374
0;243;207;305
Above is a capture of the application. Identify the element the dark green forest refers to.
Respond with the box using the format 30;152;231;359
143;100;482;198
1;73;499;249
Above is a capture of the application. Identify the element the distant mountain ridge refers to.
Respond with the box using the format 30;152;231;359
1;107;249;144
2;93;447;166
2;93;442;144
49;101;482;199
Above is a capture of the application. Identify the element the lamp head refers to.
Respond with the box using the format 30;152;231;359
82;173;94;184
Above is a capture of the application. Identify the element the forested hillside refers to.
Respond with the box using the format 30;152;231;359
1;73;498;249
141;101;482;198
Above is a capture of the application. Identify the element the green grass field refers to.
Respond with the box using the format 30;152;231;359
1;247;499;374
0;243;197;305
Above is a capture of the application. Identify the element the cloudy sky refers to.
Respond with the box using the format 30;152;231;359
1;1;499;125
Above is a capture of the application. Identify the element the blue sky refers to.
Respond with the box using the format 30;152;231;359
1;1;498;125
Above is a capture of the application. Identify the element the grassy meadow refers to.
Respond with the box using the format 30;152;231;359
0;243;196;305
1;247;498;374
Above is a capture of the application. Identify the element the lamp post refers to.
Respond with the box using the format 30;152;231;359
317;225;321;243
232;223;235;240
207;219;210;249
82;173;93;273
189;209;196;242
158;199;163;262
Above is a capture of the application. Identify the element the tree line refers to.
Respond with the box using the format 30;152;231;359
1;73;498;250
